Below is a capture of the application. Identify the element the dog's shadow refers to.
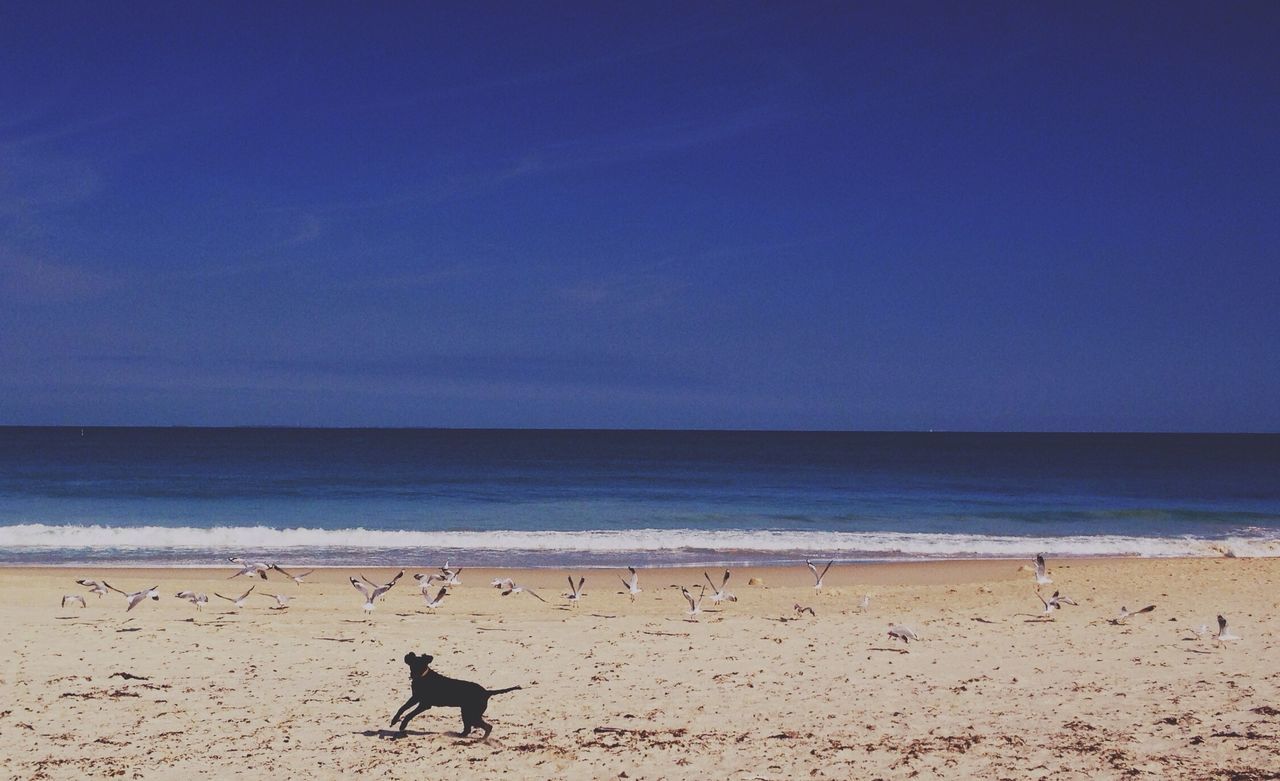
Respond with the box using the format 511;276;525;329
358;728;488;743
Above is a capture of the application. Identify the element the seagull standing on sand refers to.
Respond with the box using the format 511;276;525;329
270;565;314;585
807;560;834;590
857;594;871;613
1110;604;1156;625
214;585;256;609
681;585;706;618
1035;589;1078;617
704;570;737;603
1033;554;1052;585
619;567;641;600
106;583;160;612
62;594;87;608
564;576;586;607
76;579;110;598
422;587;448;610
1214;614;1240;645
175;591;209;610
260;593;292;609
494;579;548;602
228;557;271;580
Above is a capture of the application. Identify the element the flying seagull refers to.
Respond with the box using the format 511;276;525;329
270;565;314;585
61;594;87;609
75;579;110;598
439;563;462;587
619;566;641;600
1036;589;1078;617
260;593;292;609
213;585;256;609
704;570;737;604
1033;554;1052;585
350;573;400;615
106;582;160;612
415;573;446;593
175;591;209;610
494;579;547;602
806;559;834;590
228;557;271;580
887;624;919;645
1110;604;1156;625
422;586;448;610
681;585;706;618
564;576;586;607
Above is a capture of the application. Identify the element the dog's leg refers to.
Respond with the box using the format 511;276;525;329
398;702;430;733
390;696;417;727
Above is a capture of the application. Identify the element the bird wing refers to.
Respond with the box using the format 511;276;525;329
721;570;731;588
272;565;293;578
1217;615;1228;633
526;587;548;603
387;570;405;588
350;578;373;600
806;560;818;579
239;586;256;600
1134;605;1156;614
704;571;717;591
681;587;695;610
819;560;834;579
103;581;129;595
432;587;448;603
126;592;146;611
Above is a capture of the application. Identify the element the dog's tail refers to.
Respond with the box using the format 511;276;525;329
486;685;523;696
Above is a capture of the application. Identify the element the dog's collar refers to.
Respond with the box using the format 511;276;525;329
414;668;432;679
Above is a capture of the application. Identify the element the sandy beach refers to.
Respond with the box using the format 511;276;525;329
2;557;1277;780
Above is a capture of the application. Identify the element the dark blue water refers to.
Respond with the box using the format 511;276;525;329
0;427;1277;565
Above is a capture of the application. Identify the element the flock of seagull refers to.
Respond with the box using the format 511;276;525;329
58;553;1244;648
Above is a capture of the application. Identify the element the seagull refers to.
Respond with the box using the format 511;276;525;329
681;585;706;618
619;566;641;600
495;579;547;602
1110;604;1156;625
61;594;87;608
857;594;871;613
214;585;256;609
1033;554;1052;585
794;603;816;616
1036;589;1078;617
887;624;919;645
350;573;400;615
564;576;586;607
106;583;160;612
270;565;314;585
806;559;834;590
260;593;292;609
1214;614;1240;645
75;579;110;598
175;591;209;610
228;557;271;580
422;586;448;610
415;572;447;593
704;570;737;603
439;563;462;587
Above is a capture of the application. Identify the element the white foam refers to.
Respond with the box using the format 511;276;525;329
0;524;1277;558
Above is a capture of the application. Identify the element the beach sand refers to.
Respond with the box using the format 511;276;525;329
1;558;1277;780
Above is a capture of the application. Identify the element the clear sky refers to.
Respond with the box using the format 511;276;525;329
1;2;1277;431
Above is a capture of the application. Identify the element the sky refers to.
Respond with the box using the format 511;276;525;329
1;2;1277;431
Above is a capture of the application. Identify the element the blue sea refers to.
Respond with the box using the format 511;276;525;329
0;427;1277;566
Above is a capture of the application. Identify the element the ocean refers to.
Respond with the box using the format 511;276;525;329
0;427;1277;566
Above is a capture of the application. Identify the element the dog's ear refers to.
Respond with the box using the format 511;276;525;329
404;652;416;665
423;654;434;666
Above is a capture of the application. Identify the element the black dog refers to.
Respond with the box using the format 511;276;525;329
390;652;523;738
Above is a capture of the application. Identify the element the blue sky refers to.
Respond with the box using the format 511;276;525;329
1;2;1277;430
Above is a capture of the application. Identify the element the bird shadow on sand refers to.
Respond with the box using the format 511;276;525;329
115;627;143;633
868;646;910;654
